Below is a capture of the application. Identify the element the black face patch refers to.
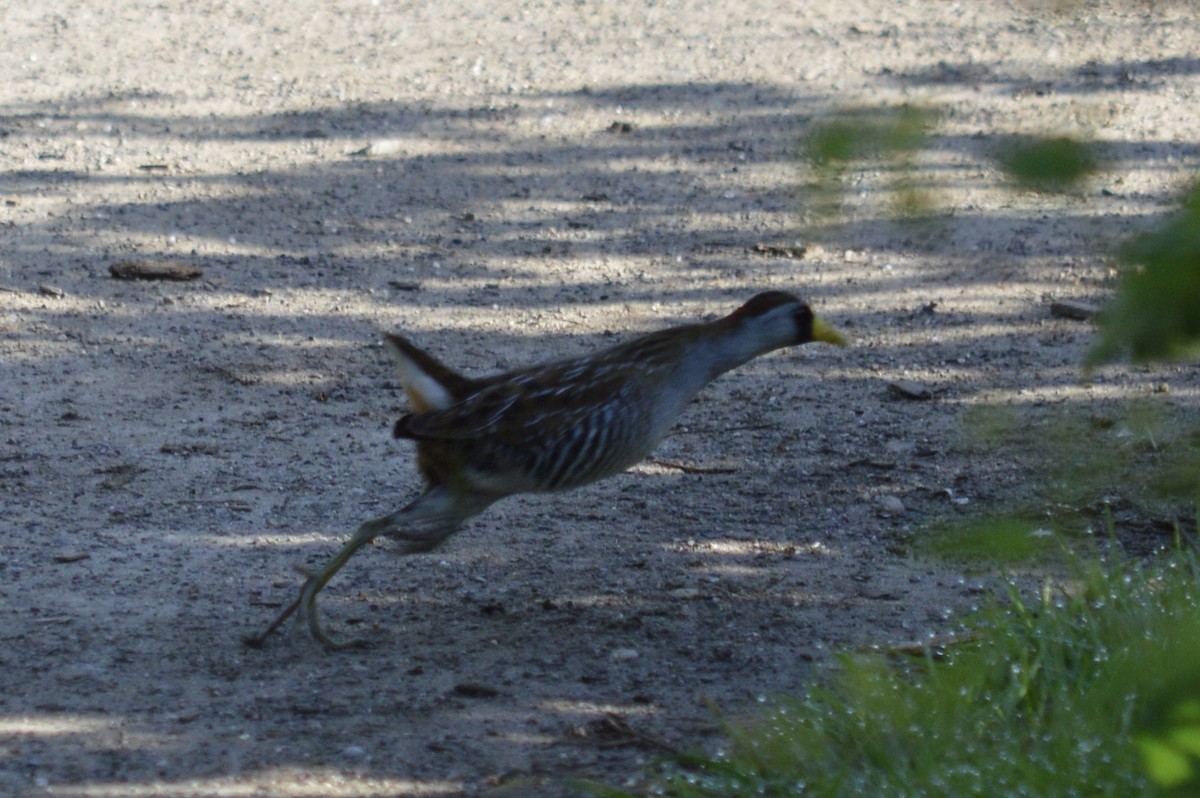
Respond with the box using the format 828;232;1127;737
727;292;817;344
791;303;815;341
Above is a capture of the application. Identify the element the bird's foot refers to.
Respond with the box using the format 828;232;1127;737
243;571;371;652
299;574;371;651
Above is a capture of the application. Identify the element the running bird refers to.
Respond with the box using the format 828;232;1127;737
246;291;846;650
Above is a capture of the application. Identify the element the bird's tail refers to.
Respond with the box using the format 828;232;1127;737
382;332;475;413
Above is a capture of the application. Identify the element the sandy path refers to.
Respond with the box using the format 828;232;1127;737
2;2;1198;795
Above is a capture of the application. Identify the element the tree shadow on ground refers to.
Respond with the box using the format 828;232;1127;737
2;71;1199;797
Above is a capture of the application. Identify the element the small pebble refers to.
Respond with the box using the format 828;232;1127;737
887;380;934;401
876;495;906;515
352;139;405;157
1049;300;1099;321
453;683;499;698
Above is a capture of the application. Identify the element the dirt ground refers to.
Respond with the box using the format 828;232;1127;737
2;2;1199;796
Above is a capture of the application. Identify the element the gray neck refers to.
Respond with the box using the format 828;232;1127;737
649;319;784;425
693;318;786;382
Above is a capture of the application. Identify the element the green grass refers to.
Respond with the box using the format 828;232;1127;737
600;539;1200;797
951;401;1200;539
628;119;1200;798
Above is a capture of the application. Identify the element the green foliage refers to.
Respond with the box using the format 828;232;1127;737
996;135;1101;192
666;107;1200;798
949;401;1200;544
1138;696;1200;791
920;512;1064;565
1089;182;1200;366
608;548;1200;798
802;109;1195;365
801;111;1109;224
801;105;937;220
805;105;933;166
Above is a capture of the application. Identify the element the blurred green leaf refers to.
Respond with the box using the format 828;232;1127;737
1088;182;1200;366
802;105;938;222
1137;691;1200;790
1138;736;1193;788
997;135;1101;191
805;105;934;166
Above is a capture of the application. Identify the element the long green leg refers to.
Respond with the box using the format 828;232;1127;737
243;516;385;650
245;486;474;650
296;516;390;650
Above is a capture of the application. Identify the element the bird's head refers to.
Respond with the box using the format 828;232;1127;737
728;291;848;349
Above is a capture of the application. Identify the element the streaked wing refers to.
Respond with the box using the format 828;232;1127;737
395;327;692;489
398;359;632;446
396;380;524;440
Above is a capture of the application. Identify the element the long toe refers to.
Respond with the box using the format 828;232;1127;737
242;593;303;648
299;576;370;651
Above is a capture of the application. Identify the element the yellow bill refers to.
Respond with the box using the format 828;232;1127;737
812;316;848;347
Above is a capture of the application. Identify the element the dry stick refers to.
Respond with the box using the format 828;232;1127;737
647;459;737;475
598;713;683;755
